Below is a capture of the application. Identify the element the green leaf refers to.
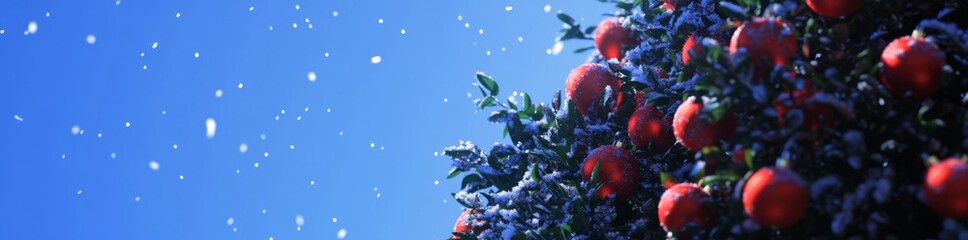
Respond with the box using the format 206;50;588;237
584;26;596;35
557;13;576;26
530;163;540;182
447;168;463;179
476;72;500;96
461;173;485;191
589;160;602;184
478;96;497;110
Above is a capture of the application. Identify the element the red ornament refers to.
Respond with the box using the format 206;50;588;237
924;158;968;219
661;0;690;11
565;63;623;116
806;0;863;18
742;167;808;228
672;96;736;151
729;18;798;80
773;89;835;132
682;34;701;66
880;36;946;99
658;183;713;232
452;209;486;238
581;145;641;200
595;18;640;60
628;104;675;150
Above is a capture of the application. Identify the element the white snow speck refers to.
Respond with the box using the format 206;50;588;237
310;180;315;185
434;180;439;185
226;217;234;226
332;11;339;17
292;23;298;29
26;22;37;35
457;15;463;21
337;229;347;239
205;118;216;138
115;0;121;6
254;162;260;168
505;6;513;11
238;83;244;89
307;72;317;82
239;143;248;153
378;18;384;24
264;152;269;158
86;34;96;44
110;153;116;159
294;4;300;10
324;52;330;57
134;196;140;202
172;144;178;150
400;29;406;34
194;52;199;58
296;215;305;226
248;6;254;12
179;175;184;180
370;143;375;148
175;12;181;18
71;125;81;135
148;161;160;171
464;23;470;28
544;5;552;12
332;217;338;223
517;36;523;42
551;41;564;55
260;134;266;140
77;190;83;195
479;28;484;34
444;98;449;102
152;42;158;49
215;89;223;98
371;56;382;64
262;209;267;214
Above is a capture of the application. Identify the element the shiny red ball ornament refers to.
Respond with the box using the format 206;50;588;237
880;36;946;99
658;183;713;232
581;145;641;200
452;209;486;239
742;167;808;228
565;63;623;116
807;0;863;18
924;158;968;219
672;96;736;151
595;18;640;60
729;18;798;80
628;104;675;150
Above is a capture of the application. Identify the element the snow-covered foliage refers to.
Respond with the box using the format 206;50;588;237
444;0;968;238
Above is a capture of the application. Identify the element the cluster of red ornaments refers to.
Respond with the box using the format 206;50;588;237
453;0;959;237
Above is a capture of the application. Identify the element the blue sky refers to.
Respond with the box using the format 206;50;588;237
0;1;613;239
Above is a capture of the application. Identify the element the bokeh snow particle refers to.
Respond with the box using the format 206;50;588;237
378;18;384;24
71;125;81;135
505;6;513;11
194;52;199;58
371;56;382;64
544;5;552;13
295;214;305;226
205;118;216;138
239;143;248;153
307;72;317;82
152;42;158;49
237;83;244;89
86;34;96;44
248;6;254;12
400;29;406;34
215;89;223;98
332;11;339;17
226;217;235;226
26;21;37;35
551;41;564;55
175;12;181;18
149;161;160;171
337;229;347;239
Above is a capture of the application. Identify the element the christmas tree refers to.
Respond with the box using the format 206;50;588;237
444;0;968;238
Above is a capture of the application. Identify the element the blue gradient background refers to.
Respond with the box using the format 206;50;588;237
0;1;612;239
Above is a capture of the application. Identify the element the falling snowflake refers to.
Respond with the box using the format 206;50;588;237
371;56;382;64
307;72;317;82
239;143;248;153
149;161;160;171
26;21;37;35
337;229;347;239
86;34;96;44
205;118;216;138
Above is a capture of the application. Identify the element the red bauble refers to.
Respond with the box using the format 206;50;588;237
661;0;690;11
682;34;701;65
565;63;623;116
773;89;835;132
924;158;968;219
807;0;863;18
581;145;642;200
452;209;486;238
628;104;675;150
672;96;736;151
729;18;798;79
742;167;808;228
658;183;713;232
880;36;946;99
595;18;640;60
